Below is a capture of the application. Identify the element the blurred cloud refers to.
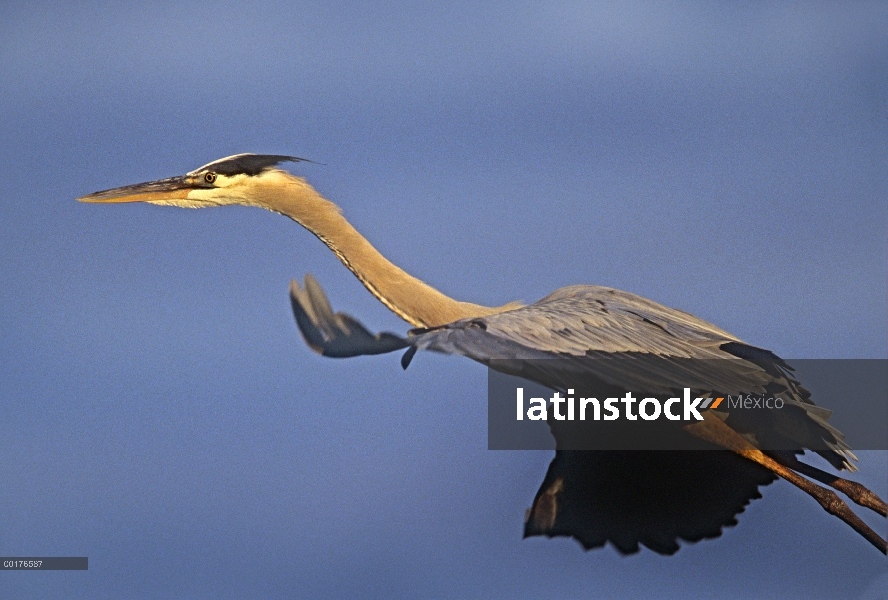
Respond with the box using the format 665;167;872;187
3;1;885;103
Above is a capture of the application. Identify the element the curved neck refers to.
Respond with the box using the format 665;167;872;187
252;171;511;328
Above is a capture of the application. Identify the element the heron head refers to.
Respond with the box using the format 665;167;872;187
77;153;310;208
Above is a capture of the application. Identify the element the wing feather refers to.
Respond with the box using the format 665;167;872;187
409;285;854;470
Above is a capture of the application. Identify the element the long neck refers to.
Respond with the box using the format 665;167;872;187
253;172;512;328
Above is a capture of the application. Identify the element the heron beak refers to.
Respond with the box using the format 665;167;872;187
77;175;194;203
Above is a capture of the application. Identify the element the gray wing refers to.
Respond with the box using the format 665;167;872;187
406;285;853;471
400;285;860;553
405;284;744;365
288;278;856;554
410;284;745;359
289;275;409;358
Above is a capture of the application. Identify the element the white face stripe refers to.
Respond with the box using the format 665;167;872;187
188;153;255;175
187;154;309;178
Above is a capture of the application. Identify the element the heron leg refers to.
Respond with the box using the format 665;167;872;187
767;451;888;517
684;415;887;555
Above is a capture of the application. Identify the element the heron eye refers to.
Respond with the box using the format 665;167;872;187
204;172;217;184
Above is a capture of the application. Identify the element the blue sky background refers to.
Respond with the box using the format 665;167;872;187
1;2;886;598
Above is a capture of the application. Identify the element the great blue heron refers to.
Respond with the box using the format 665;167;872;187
79;153;887;555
